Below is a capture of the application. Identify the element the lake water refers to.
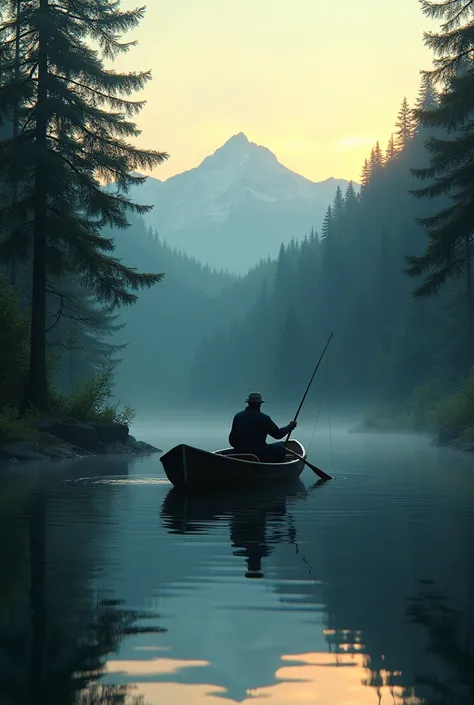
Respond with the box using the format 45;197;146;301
0;417;473;704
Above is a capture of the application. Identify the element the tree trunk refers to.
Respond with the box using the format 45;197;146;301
26;0;50;411
467;234;474;368
68;346;75;394
8;0;21;287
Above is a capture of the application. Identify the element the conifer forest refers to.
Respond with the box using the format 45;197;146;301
2;0;474;443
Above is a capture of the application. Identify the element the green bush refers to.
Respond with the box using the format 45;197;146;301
0;405;38;443
52;365;136;426
435;369;474;432
363;382;444;433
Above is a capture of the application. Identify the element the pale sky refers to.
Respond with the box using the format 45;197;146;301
115;0;436;183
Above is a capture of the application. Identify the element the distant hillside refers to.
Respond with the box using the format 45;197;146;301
129;133;357;273
110;216;272;407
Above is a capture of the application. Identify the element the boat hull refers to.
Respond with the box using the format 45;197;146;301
160;439;306;490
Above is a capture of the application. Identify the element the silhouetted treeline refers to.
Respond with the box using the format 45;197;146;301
189;79;470;409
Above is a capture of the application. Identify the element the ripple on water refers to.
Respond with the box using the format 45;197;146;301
64;475;170;486
0;429;472;705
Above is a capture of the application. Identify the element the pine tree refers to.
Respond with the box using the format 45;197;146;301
344;181;358;210
370;141;384;174
321;206;334;240
395;97;415;151
414;73;438;113
333;186;344;219
46;278;127;393
360;157;372;192
420;0;474;82
406;0;474;360
0;1;168;410
385;133;397;162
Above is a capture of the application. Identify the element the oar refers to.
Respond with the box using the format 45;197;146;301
285;445;333;481
285;332;334;479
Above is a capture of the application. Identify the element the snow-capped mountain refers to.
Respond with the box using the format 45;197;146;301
130;133;355;273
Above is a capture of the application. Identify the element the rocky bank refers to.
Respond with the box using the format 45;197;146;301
0;417;161;463
433;427;474;453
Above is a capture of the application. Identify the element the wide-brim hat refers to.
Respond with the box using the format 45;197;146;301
246;392;265;404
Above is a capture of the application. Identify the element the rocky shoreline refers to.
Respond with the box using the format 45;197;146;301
0;417;161;463
433;428;474;453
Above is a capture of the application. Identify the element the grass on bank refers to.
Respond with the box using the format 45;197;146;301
0;367;136;445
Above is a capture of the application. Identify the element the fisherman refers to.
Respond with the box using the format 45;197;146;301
229;392;297;462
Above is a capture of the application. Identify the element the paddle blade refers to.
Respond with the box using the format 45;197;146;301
304;459;333;481
285;446;333;481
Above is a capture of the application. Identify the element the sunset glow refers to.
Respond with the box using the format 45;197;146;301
115;0;436;183
104;651;422;705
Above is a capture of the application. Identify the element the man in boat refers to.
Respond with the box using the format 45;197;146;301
229;392;297;463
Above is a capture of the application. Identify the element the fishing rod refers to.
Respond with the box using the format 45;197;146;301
284;332;334;480
288;331;334;433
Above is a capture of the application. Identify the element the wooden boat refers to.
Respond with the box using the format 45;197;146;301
160;439;306;490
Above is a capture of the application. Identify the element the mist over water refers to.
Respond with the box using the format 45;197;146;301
1;415;472;704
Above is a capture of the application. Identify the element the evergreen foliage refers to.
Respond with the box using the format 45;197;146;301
0;0;167;410
405;1;474;364
189;80;469;410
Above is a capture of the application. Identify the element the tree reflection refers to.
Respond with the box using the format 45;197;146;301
405;580;473;705
0;489;166;705
78;683;147;705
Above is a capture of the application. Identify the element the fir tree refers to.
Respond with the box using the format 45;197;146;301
0;1;168;410
370;141;384;174
406;0;474;358
385;133;397;162
414;73;438;113
321;206;334;240
407;2;474;296
360;157;371;192
344;181;358;211
332;185;344;222
395;97;415;151
420;0;474;82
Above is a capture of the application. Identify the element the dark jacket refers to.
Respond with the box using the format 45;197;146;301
229;407;291;452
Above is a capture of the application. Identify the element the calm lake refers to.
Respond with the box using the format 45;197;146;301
0;417;473;704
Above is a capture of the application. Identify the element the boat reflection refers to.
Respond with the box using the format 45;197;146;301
160;480;324;579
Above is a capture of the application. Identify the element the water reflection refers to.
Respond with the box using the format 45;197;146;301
0;440;472;705
160;480;315;579
0;463;166;705
405;582;474;705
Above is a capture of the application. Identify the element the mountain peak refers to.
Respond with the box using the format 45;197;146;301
223;132;250;147
200;132;277;171
130;135;357;272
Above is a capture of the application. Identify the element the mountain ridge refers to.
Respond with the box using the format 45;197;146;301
129;133;358;273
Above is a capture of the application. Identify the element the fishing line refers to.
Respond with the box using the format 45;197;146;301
326;348;335;472
307;343;331;455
